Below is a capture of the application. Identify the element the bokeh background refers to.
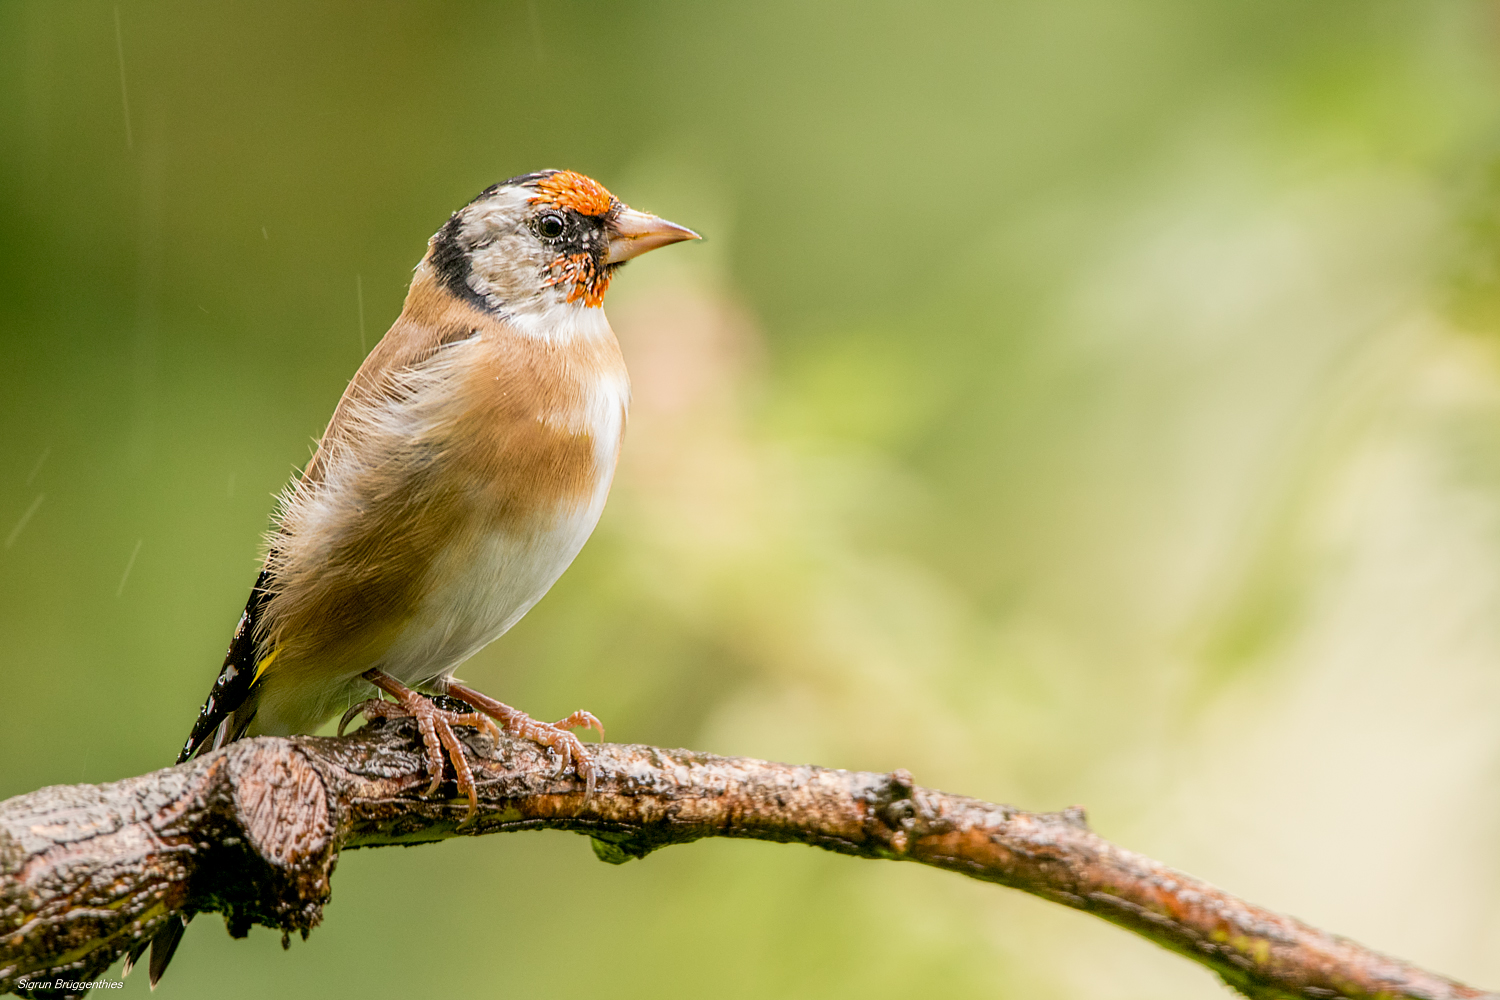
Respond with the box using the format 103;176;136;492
4;1;1500;995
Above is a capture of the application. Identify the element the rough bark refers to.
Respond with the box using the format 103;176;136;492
0;718;1492;999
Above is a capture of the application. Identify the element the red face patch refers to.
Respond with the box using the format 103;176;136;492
542;252;612;308
529;171;617;217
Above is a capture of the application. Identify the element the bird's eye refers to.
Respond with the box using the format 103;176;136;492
536;213;566;240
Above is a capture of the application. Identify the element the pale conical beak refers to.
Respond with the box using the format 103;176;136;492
606;206;701;264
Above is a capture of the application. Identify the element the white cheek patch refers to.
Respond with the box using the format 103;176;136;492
456;186;620;334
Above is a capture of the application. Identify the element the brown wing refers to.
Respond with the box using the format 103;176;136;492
173;258;489;761
301;260;490;487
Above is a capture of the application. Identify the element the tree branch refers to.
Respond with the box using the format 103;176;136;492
1;719;1492;999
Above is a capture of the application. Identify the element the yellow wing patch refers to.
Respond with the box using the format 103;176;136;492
251;647;280;685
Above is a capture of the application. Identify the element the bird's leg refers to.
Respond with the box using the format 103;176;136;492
438;677;603;800
341;668;500;824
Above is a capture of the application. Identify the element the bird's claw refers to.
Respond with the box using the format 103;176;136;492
348;670;501;825
552;709;605;743
441;680;602;804
509;715;597;797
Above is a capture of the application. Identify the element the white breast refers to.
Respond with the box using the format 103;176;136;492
377;365;629;688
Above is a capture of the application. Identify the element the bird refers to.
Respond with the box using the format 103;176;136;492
125;170;699;986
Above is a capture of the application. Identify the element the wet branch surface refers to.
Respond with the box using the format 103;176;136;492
1;719;1493;999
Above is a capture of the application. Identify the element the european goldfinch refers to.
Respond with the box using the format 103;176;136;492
131;170;698;985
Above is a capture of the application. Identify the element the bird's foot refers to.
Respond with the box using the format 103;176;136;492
440;678;602;801
341;668;500;824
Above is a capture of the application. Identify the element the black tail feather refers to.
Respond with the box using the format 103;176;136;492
147;916;187;988
121;938;149;978
145;568;274;987
177;570;273;764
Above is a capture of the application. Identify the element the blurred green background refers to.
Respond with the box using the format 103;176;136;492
5;1;1500;995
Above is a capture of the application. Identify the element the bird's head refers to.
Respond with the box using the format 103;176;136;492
427;170;699;319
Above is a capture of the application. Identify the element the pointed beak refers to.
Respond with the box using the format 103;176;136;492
605;206;701;264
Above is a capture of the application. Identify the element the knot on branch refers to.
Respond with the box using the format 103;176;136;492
866;767;923;854
213;742;338;939
0;740;340;991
